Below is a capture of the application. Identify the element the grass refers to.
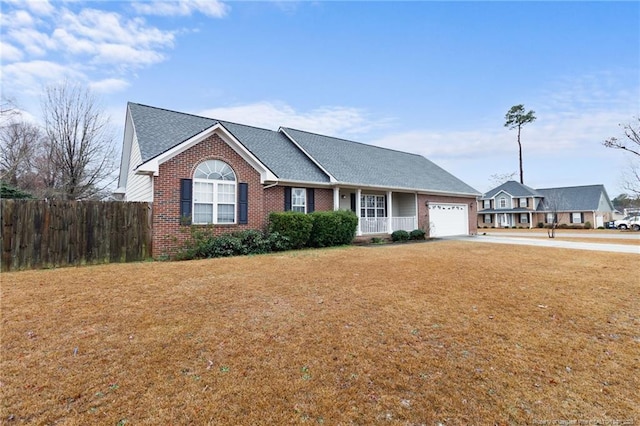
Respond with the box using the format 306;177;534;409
1;241;639;425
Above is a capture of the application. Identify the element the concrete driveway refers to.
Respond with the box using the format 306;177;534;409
447;232;640;254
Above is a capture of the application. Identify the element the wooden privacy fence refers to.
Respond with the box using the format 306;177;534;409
1;199;152;272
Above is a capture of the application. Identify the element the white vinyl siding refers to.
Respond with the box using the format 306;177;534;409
125;138;154;201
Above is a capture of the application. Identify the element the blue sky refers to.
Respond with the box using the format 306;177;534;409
2;0;639;195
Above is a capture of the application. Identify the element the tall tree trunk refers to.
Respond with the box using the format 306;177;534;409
517;125;524;184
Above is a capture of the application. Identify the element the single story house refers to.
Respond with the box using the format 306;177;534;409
116;103;480;257
477;180;615;229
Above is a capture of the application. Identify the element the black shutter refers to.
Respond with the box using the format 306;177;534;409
307;188;315;213
180;179;192;224
284;187;292;211
238;183;248;224
350;193;356;212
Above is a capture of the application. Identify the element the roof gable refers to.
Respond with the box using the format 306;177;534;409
281;127;479;195
483;180;542;199
127;103;329;183
218;121;329;183
129;103;216;164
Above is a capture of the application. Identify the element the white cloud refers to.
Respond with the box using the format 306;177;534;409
1;60;85;97
0;41;24;62
199;101;387;137
6;27;56;57
0;10;37;29
132;0;229;18
90;78;130;94
56;8;174;48
3;0;54;16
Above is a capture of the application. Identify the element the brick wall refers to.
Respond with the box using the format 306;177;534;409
152;132;264;257
314;188;334;211
151;133;337;258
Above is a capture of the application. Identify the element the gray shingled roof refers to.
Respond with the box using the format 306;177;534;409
217;121;329;183
482;180;542;199
281;127;479;195
128;103;328;182
128;103;479;194
536;185;613;211
129;103;216;163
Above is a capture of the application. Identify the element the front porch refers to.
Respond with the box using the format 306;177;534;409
332;188;419;236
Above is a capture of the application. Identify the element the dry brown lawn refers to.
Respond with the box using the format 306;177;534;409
1;241;639;425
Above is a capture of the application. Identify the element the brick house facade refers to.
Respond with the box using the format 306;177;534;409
116;103;481;257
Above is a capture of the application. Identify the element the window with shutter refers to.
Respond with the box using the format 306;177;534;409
192;160;237;224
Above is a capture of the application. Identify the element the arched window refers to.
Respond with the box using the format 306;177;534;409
192;160;237;224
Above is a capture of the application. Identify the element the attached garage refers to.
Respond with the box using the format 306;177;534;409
428;203;469;237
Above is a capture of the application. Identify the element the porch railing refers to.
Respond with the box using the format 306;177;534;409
391;216;416;231
360;217;388;234
359;216;417;234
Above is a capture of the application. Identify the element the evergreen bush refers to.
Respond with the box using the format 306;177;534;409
391;230;410;242
268;211;313;249
409;229;426;240
308;210;358;247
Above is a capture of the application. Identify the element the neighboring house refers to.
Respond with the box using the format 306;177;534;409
116;103;480;257
477;180;615;229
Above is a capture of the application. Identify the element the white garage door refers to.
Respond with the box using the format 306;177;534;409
428;203;469;237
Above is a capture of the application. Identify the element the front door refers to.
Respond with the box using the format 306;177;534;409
500;213;510;228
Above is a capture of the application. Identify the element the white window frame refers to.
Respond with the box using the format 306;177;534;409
192;160;237;225
520;213;529;223
546;213;556;224
483;199;490;209
499;198;507;208
292;188;306;213
572;212;582;224
519;198;527;207
360;194;385;219
484;214;492;223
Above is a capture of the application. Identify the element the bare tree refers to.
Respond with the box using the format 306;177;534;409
604;118;640;157
0;120;42;187
489;171;517;188
540;191;567;238
504;104;536;185
604;118;640;197
619;159;640;199
41;81;116;200
0;96;21;125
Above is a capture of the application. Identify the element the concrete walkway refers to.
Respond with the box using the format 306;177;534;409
446;234;640;254
482;231;640;241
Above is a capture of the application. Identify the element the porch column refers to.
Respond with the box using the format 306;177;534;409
387;191;393;234
529;212;533;229
414;193;419;229
356;189;362;236
333;187;340;211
